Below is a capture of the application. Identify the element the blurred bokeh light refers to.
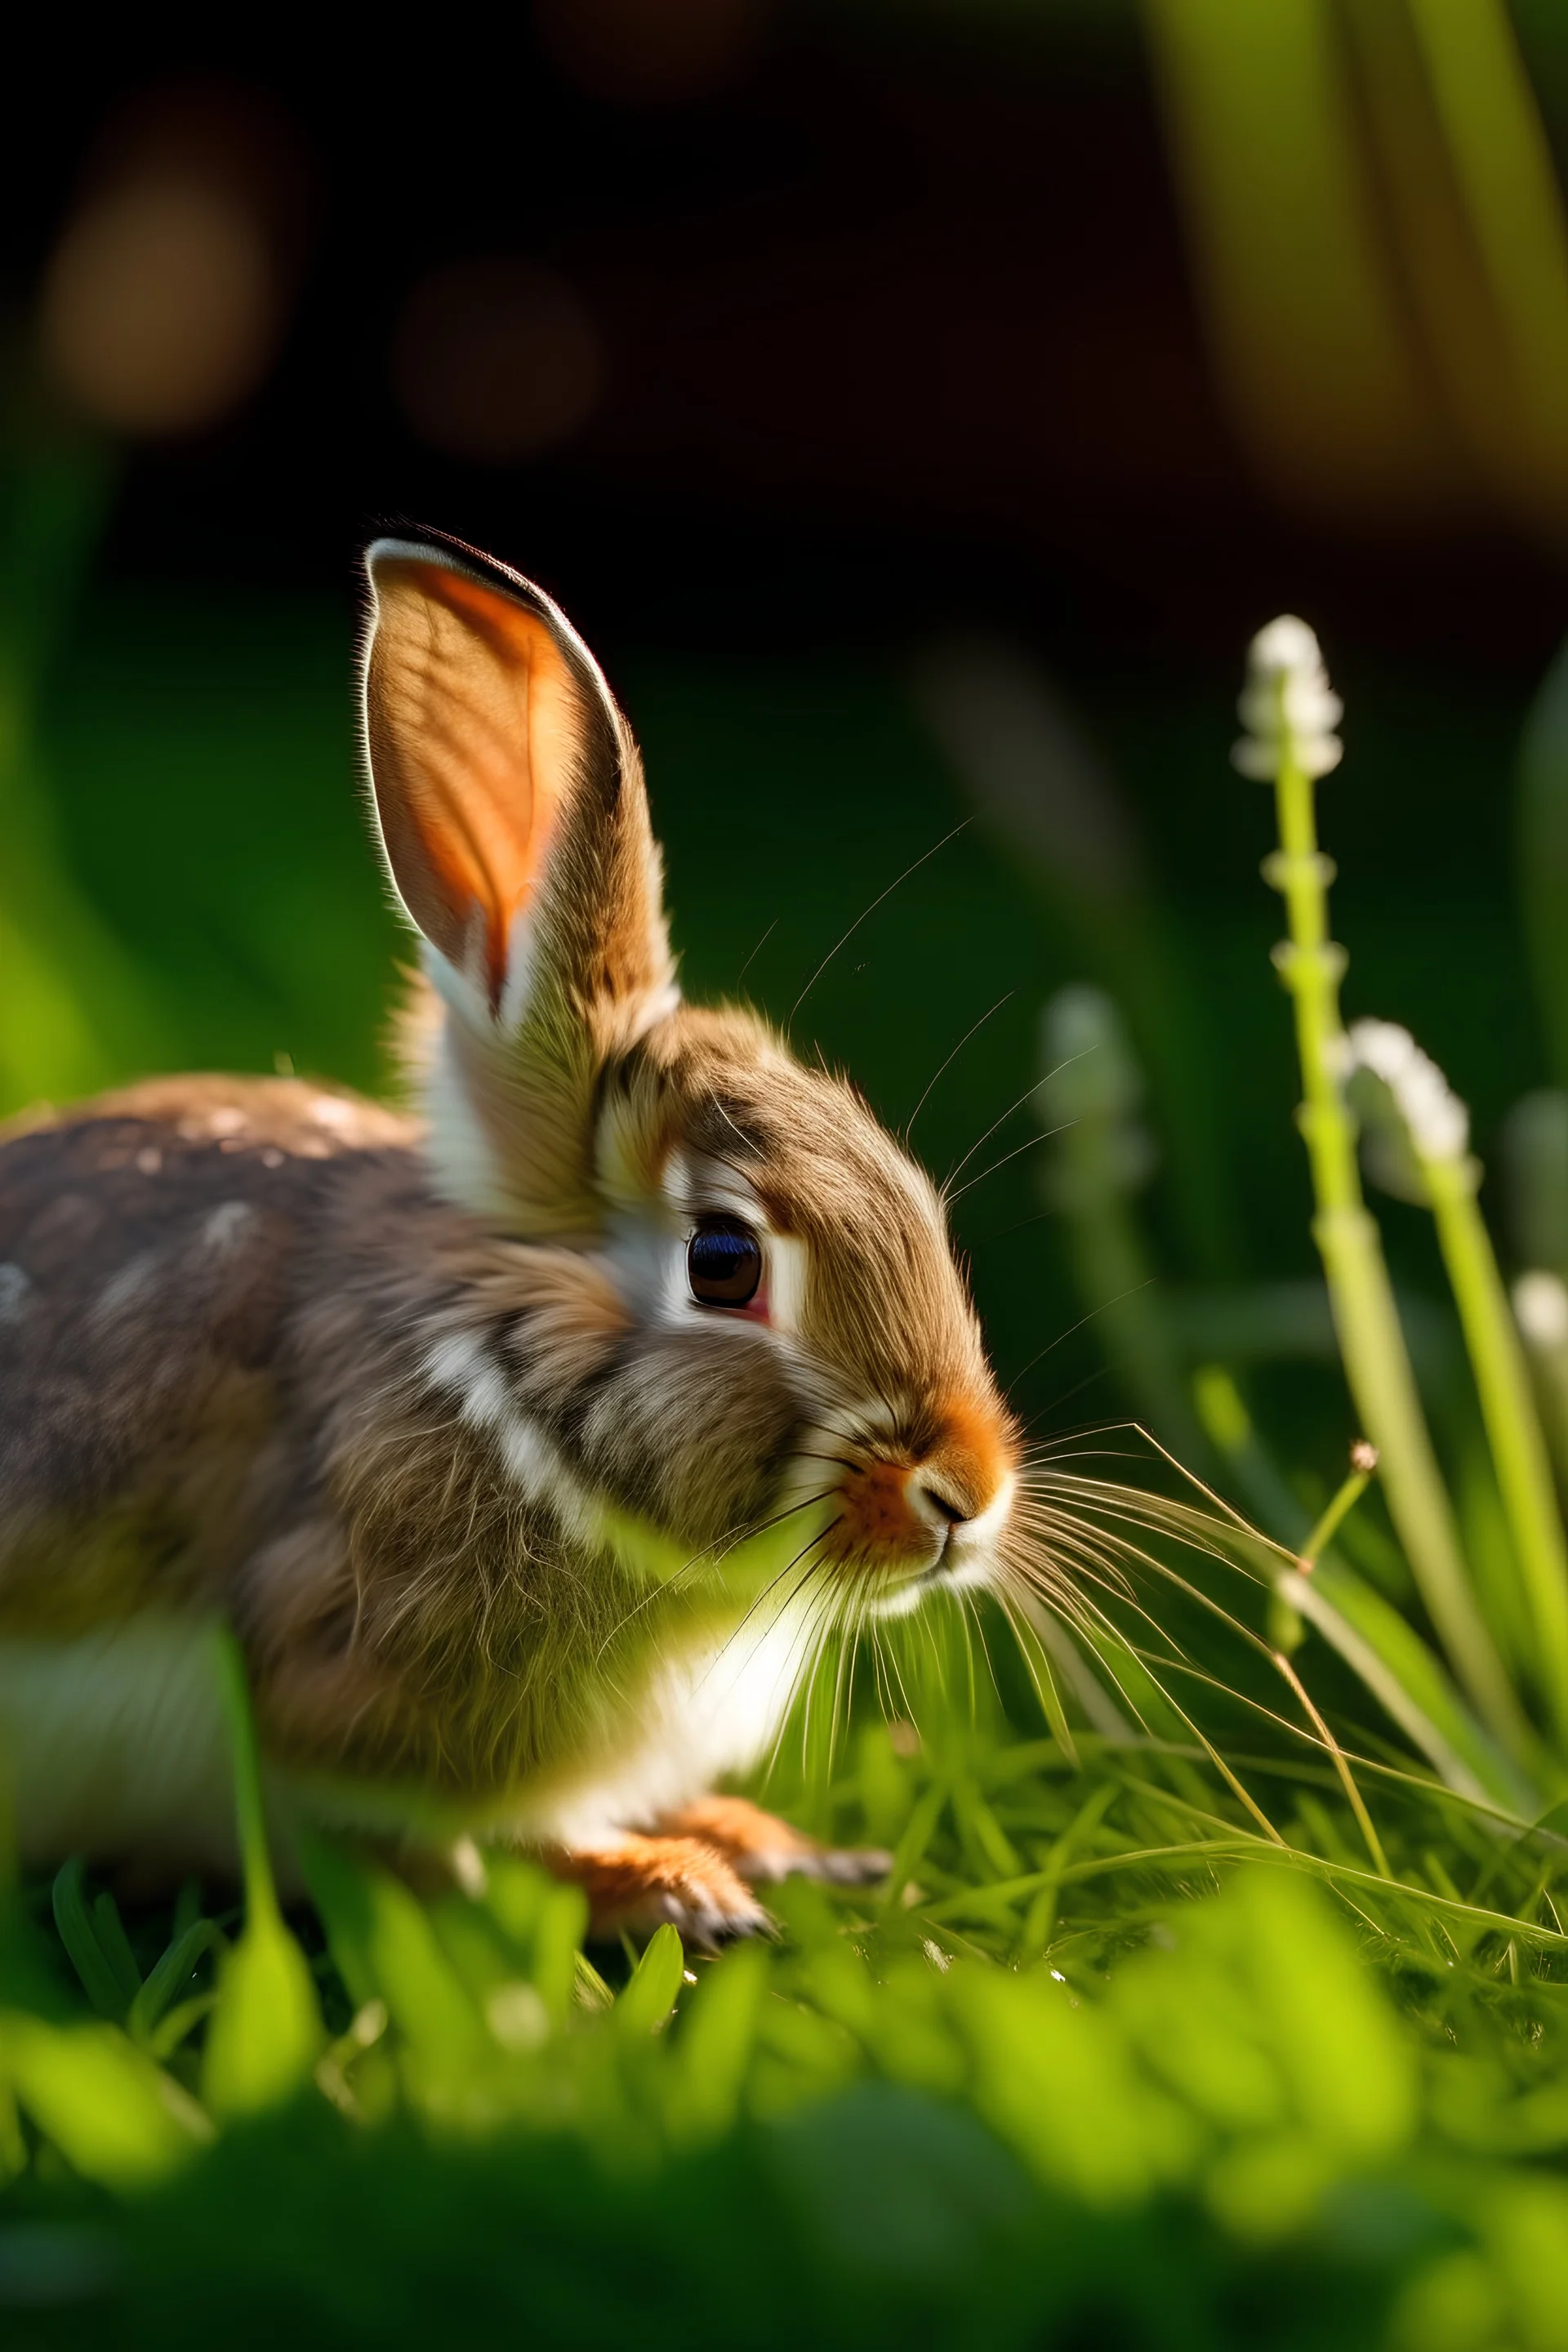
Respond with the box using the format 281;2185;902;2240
38;83;305;437
393;258;604;463
44;184;275;438
532;0;768;107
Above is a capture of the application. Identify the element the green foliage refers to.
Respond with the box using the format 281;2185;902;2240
4;1816;1568;2349
3;1692;1568;2345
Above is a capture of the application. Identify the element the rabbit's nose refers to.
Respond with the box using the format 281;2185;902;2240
922;1392;1018;1521
915;1481;969;1532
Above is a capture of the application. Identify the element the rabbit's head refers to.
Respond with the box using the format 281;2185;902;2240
363;530;1017;1618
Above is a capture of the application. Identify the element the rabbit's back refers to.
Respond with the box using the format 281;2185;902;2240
0;1076;421;1632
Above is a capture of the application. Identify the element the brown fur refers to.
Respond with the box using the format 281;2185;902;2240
658;1794;888;1886
545;1833;768;1941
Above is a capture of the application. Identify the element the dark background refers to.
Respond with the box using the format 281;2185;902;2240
5;0;1567;1459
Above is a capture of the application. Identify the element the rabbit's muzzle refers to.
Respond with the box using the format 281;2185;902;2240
817;1395;1017;1594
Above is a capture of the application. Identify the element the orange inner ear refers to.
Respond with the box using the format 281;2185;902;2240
367;555;581;1008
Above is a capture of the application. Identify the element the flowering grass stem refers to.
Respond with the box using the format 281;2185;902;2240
1265;1441;1375;1661
1247;627;1526;1756
1189;1364;1526;1806
1423;1153;1568;1744
1300;1442;1378;1567
1514;1271;1568;1492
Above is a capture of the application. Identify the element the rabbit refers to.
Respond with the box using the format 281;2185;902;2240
0;526;1018;1940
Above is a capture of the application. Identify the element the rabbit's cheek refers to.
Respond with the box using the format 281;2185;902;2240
574;1330;797;1545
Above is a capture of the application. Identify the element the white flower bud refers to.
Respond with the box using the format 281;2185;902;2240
1234;613;1343;781
1514;1269;1568;1350
1348;1018;1471;1166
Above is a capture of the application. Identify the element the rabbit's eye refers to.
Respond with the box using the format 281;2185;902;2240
688;1216;763;1307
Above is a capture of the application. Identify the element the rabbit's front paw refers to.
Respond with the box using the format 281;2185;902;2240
661;1794;893;1889
552;1832;771;1947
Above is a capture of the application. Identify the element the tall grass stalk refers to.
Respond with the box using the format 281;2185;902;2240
1243;620;1526;1755
1514;1267;1568;1491
1036;986;1209;1466
1405;1104;1568;1743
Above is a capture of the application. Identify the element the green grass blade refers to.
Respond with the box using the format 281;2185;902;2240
201;1632;322;2118
998;1595;1079;1764
298;1831;488;2075
614;1922;685;2036
2;2010;209;2188
880;1777;950;1913
129;1920;226;2046
50;1860;132;2022
90;1891;143;2004
1286;1557;1535;1814
1426;1158;1568;1742
667;1940;767;2145
212;1630;282;1931
149;1993;219;2062
483;1856;589;2027
201;1920;325;2122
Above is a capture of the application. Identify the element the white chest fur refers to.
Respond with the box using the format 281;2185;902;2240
507;1594;817;1849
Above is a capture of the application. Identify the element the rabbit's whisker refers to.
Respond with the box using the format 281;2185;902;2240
788;816;973;1027
943;1120;1075;1207
1004;1285;1158;1394
697;1521;843;1691
903;990;1013;1142
941;1045;1091;1194
736;914;779;988
595;1486;841;1658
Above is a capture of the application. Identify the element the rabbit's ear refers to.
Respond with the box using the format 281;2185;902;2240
363;530;675;1229
363;529;670;1027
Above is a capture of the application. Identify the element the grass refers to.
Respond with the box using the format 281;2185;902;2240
3;1663;1568;2348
